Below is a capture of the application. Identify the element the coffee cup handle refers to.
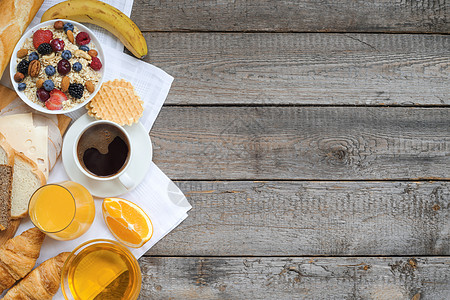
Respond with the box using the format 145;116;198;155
118;172;134;190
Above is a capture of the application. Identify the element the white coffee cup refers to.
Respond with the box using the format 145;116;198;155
73;120;134;190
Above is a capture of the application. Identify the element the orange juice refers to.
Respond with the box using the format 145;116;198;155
29;181;95;240
62;240;141;300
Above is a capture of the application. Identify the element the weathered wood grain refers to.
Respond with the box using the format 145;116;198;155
144;33;450;105
150;107;450;180
137;256;450;299
132;0;449;33
146;181;450;256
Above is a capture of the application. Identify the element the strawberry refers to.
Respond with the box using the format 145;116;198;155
33;30;53;49
45;89;66;110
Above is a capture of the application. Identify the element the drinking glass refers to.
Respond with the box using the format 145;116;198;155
61;239;142;300
28;181;95;240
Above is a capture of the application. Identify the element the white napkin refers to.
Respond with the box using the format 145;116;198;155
14;3;191;261
3;0;192;298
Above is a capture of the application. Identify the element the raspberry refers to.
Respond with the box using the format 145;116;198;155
68;83;84;99
90;57;102;71
76;32;91;46
33;29;53;49
17;59;30;75
50;38;65;52
37;43;52;55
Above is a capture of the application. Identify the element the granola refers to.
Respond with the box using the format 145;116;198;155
14;21;103;111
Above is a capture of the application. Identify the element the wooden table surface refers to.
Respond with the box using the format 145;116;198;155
133;1;449;299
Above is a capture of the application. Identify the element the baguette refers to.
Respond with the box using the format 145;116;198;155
0;0;44;77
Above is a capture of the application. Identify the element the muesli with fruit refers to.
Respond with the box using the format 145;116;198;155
14;20;102;110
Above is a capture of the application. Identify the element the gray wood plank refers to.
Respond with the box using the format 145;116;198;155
146;181;449;256
144;33;450;105
132;0;449;33
137;256;450;300
151;107;450;180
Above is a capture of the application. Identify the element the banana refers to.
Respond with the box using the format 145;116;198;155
41;0;147;58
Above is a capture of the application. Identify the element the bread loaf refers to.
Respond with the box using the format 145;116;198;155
0;134;14;230
10;152;46;219
0;0;44;77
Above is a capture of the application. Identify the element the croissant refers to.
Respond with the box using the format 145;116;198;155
3;252;70;300
0;227;45;293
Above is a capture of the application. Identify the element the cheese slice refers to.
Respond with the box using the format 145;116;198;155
0;113;48;178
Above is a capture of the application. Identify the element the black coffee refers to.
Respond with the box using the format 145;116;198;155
77;124;129;177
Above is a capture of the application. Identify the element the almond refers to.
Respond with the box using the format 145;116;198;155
17;49;28;58
85;81;95;93
36;79;44;89
61;76;70;92
28;60;41;77
14;72;24;82
67;30;74;44
88;49;98;57
54;21;64;30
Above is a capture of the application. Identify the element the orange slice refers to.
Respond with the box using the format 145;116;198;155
102;197;153;248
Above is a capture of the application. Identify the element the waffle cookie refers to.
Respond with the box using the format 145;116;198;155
87;79;143;126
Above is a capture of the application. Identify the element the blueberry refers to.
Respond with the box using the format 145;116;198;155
45;65;56;76
43;80;54;92
61;50;72;60
18;83;26;91
73;62;82;72
79;45;89;52
28;52;39;61
63;22;74;33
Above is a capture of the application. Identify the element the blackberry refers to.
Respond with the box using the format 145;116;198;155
37;43;52;55
68;83;84;99
17;59;30;75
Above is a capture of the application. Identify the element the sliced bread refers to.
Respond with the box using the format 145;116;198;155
10;152;46;219
0;134;14;230
0;165;13;230
0;132;14;166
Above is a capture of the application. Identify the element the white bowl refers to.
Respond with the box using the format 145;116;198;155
9;19;105;114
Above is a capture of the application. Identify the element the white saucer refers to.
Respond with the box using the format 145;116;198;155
62;114;152;197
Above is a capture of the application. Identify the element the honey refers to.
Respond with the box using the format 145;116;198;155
62;240;141;300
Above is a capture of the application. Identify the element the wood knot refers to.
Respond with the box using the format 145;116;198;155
317;138;361;167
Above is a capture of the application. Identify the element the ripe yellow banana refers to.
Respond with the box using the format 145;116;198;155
41;0;147;58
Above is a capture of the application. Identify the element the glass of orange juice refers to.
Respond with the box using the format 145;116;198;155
28;181;95;240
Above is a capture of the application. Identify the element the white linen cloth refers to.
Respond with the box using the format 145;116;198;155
1;0;191;298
